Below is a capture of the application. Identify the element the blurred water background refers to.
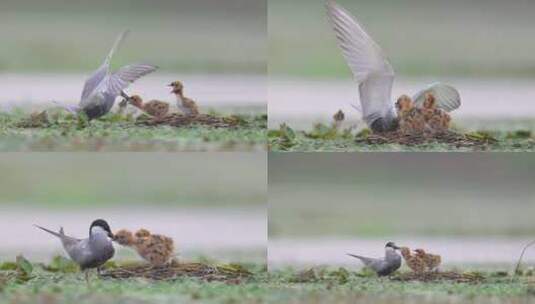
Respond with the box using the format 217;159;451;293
0;153;267;264
0;0;266;112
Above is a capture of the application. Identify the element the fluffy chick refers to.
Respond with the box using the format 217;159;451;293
135;228;151;239
396;95;425;135
332;109;345;129
133;229;174;265
422;93;451;134
400;247;426;273
168;81;200;116
128;95;170;118
115;228;175;266
414;249;441;271
114;229;135;246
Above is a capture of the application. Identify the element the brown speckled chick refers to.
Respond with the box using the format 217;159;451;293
168;81;200;116
114;229;135;246
400;247;426;273
396;95;425;135
114;228;175;266
414;249;441;271
128;95;170;118
135;228;151;239
422;93;451;134
133;229;175;266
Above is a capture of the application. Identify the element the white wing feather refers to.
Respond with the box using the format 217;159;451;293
326;1;396;126
104;30;130;67
106;64;158;97
80;30;130;103
413;83;461;112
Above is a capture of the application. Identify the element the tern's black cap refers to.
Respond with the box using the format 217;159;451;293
385;242;399;249
89;219;112;236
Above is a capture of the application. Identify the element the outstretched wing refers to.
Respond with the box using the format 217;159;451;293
80;30;130;102
326;0;395;126
80;65;107;102
413;83;461;112
105;64;159;97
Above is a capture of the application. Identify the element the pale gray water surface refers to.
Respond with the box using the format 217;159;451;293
0;73;266;112
0;207;266;263
269;78;535;129
269;237;535;269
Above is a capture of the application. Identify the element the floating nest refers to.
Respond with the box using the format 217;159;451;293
15;111;243;129
392;271;485;283
356;130;497;148
100;261;252;282
135;113;241;128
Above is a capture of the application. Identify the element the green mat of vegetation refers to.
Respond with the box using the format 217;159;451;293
269;122;535;152
2;257;535;304
0;110;266;151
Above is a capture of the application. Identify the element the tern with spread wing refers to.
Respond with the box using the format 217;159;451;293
326;1;461;132
35;219;115;281
55;30;158;120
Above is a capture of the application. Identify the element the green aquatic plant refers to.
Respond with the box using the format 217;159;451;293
0;110;267;151
506;130;532;139
15;255;33;283
269;121;535;152
42;256;79;273
465;131;498;143
269;123;297;150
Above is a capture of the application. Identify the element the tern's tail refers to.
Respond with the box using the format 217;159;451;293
34;225;64;238
347;253;365;260
347;253;374;265
104;30;130;66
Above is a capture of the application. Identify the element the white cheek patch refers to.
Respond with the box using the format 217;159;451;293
91;226;107;235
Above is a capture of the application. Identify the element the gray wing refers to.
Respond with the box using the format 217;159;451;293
80;30;130;104
65;238;93;265
80;65;107;102
326;1;395;126
105;64;158;97
413;83;461;112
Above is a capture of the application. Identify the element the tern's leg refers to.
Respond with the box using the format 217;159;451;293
84;270;90;285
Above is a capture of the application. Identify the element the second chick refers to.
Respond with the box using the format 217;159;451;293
114;228;175;266
422;93;451;134
400;247;426;273
128;95;170;118
396;95;425;135
414;248;441;271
